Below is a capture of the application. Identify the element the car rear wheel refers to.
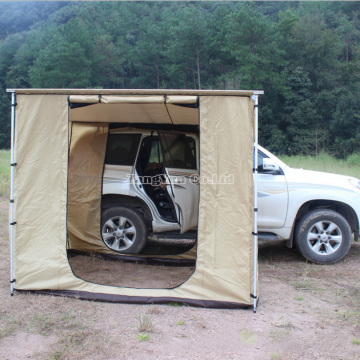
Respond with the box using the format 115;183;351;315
294;209;352;264
101;207;147;254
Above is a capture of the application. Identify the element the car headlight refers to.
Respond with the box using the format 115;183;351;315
349;178;360;190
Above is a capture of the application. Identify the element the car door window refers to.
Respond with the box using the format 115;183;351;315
148;138;164;164
105;134;141;166
254;149;267;173
159;133;197;170
258;151;266;173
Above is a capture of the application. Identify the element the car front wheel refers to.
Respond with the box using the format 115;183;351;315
294;209;352;264
101;207;147;254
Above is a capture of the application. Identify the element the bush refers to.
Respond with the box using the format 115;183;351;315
346;153;360;167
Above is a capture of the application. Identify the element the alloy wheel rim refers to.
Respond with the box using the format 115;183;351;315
306;220;342;256
102;216;136;251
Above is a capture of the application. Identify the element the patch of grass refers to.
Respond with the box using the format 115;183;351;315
147;306;161;315
269;329;288;342
295;296;304;301
270;353;282;360
29;310;85;336
352;338;360;345
137;314;152;333
0;310;26;339
49;351;62;360
347;153;360;167
351;286;360;299
280;152;360;179
57;327;113;359
336;309;360;323
0;323;16;339
0;150;10;197
177;320;185;325
65;329;90;346
294;280;312;291
31;314;57;335
167;302;182;307
240;330;257;344
137;333;149;341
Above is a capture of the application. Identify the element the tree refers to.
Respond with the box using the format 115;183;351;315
130;6;168;89
28;19;98;88
222;3;286;90
166;4;212;89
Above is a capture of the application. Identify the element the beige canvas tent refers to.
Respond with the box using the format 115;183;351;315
8;89;262;310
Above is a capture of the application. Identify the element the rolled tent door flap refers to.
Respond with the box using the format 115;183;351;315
101;95;165;104
68;94;199;125
67;122;109;253
68;95;100;104
68;94;198;105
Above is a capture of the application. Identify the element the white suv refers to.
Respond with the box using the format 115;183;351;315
102;128;199;254
102;127;360;264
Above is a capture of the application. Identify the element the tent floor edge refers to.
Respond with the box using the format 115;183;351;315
22;289;253;309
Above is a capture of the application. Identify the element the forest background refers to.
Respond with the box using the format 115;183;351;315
1;1;360;158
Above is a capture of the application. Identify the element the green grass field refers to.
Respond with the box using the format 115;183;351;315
0;150;10;196
280;152;360;179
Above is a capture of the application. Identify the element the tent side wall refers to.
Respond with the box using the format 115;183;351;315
197;96;255;303
13;95;71;289
11;92;257;307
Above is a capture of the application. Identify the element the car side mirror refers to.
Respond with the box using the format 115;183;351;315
262;158;280;173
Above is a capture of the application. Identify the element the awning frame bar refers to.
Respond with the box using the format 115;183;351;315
9;91;16;296
252;94;260;313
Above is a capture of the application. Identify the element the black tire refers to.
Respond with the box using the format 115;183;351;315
101;207;147;254
294;209;352;265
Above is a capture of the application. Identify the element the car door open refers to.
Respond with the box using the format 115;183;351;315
158;131;200;233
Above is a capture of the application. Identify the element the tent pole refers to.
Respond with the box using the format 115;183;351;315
252;94;259;313
9;91;16;296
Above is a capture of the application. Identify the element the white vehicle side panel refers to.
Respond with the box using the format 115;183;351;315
257;173;288;228
166;169;200;233
103;165;132;195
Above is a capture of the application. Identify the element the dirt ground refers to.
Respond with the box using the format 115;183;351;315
1;194;360;360
68;252;195;289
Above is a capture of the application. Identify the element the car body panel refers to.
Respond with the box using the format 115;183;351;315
257;145;360;240
257;172;288;229
166;168;200;233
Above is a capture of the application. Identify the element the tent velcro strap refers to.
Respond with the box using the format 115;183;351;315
10;199;14;203
250;294;257;299
252;232;258;236
10;279;16;284
11;103;17;107
254;104;259;108
10;222;16;226
253;168;258;172
10;163;17;166
254;208;258;212
98;95;102;103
